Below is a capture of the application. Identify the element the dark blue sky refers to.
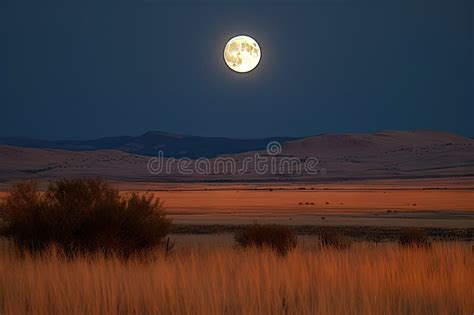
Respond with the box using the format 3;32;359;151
2;0;473;139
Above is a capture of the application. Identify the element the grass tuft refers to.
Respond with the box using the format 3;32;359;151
398;229;431;248
234;223;297;255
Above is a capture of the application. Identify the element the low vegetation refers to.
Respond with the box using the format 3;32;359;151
398;229;432;248
234;223;297;255
0;179;172;256
319;230;352;249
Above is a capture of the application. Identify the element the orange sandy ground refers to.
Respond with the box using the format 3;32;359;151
114;179;474;227
1;178;473;227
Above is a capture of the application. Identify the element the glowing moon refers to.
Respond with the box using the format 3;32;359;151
224;35;261;73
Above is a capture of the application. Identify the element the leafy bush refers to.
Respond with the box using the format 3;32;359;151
319;230;352;249
234;224;297;255
398;229;431;248
0;179;172;256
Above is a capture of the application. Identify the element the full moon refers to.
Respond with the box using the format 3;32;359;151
223;35;261;73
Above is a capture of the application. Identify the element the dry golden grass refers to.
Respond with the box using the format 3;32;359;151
0;242;472;314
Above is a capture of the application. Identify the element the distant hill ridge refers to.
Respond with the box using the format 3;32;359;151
0;131;297;159
1;130;473;182
281;130;473;157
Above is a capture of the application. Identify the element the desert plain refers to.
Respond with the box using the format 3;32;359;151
2;177;473;230
0;133;473;313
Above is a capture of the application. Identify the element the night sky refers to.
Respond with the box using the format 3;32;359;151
2;0;473;139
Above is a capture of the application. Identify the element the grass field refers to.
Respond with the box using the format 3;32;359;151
0;241;472;314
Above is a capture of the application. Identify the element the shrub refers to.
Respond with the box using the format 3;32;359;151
0;179;172;256
319;230;352;249
234;224;297;255
398;229;431;248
